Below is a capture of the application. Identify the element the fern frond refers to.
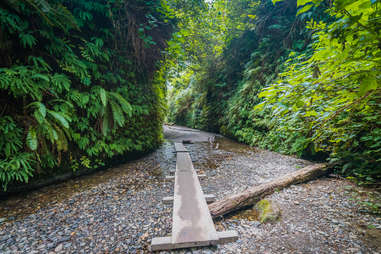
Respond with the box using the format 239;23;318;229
99;88;107;107
27;101;47;119
26;127;38;151
51;74;71;92
21;0;79;32
109;92;132;117
109;100;125;127
47;110;70;129
19;33;37;48
52;123;68;151
102;110;110;136
27;56;52;71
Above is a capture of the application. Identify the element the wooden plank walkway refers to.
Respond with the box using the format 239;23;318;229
174;142;188;152
151;142;238;251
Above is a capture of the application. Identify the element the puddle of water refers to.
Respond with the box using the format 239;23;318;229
214;136;254;155
228;206;260;221
193;154;227;171
0;140;180;222
356;223;381;250
0;151;171;222
0;165;128;220
0;128;254;224
186;136;255;173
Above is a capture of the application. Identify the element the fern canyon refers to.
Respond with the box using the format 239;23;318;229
0;0;381;253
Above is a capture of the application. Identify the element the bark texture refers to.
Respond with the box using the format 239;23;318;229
209;163;328;218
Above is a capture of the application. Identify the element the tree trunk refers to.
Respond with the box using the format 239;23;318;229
209;163;328;218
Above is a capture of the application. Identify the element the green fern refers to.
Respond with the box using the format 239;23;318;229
94;87;133;135
47;110;70;129
99;88;107;107
0;153;34;190
26;128;38;151
109;92;133;117
19;33;37;48
0;0;167;190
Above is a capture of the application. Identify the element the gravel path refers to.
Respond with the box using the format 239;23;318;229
0;126;380;253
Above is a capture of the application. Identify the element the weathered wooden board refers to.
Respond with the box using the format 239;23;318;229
151;231;238;251
174;142;188;152
172;149;219;245
163;194;216;204
151;142;238;251
166;174;206;180
175;152;194;172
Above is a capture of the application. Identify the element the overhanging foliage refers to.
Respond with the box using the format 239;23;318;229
166;0;380;184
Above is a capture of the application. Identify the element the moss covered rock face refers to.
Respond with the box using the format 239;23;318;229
254;199;281;223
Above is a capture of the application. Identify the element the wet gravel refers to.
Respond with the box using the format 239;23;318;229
0;126;380;253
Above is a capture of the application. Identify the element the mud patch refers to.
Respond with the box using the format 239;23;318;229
356;223;381;251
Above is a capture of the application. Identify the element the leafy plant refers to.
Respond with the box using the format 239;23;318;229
0;0;172;190
259;0;381;182
166;0;380;184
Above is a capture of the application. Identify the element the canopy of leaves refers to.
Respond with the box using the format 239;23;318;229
166;0;381;185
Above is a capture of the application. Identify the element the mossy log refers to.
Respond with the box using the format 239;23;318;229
208;163;328;218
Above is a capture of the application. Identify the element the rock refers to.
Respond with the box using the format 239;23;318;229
0;218;7;224
254;199;281;223
252;221;261;227
37;244;46;249
54;243;63;252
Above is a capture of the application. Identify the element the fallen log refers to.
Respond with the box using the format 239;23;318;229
208;163;328;218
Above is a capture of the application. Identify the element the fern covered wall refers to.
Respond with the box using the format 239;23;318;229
0;0;171;190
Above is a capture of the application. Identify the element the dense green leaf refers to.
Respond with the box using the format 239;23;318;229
26;128;38;151
47;110;69;129
297;4;313;15
99;88;107;107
